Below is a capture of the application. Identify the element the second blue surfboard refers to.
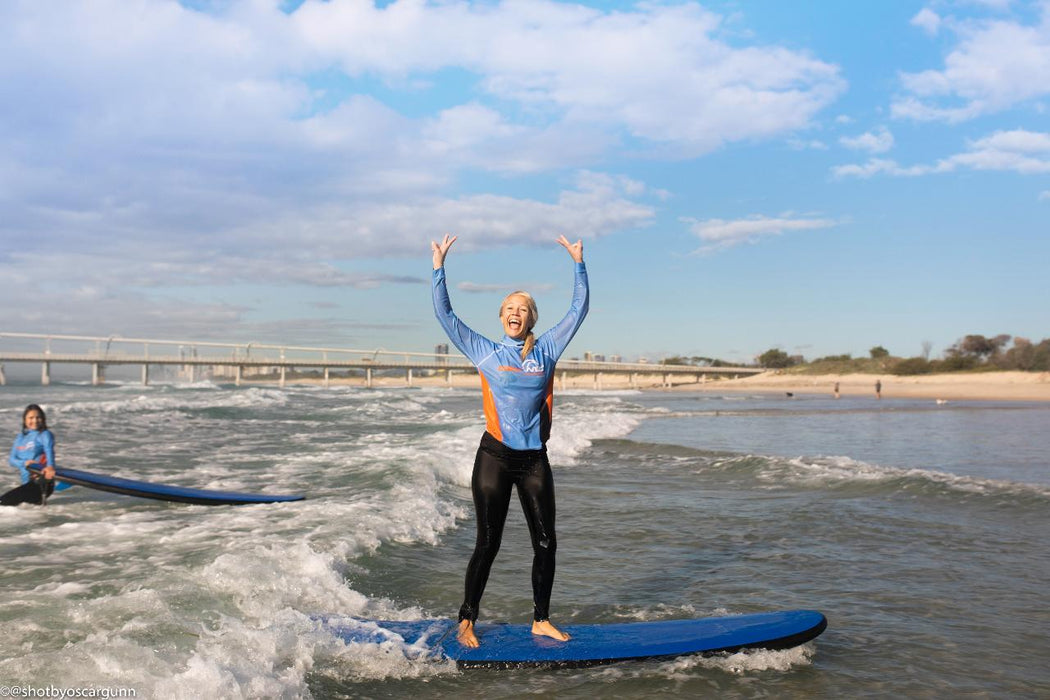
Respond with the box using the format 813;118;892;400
35;466;305;506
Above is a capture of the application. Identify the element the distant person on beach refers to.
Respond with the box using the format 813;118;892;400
3;405;72;506
875;379;882;399
431;232;588;649
834;382;840;399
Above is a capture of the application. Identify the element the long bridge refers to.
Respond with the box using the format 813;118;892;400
0;332;763;389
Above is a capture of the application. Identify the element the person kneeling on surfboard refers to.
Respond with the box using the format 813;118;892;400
432;233;588;648
3;404;72;506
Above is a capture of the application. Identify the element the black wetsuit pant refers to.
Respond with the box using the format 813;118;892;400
0;478;55;506
459;432;558;623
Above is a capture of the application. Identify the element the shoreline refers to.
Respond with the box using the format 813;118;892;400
666;370;1050;402
239;370;1050;402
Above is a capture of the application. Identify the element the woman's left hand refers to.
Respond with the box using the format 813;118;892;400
557;235;584;263
42;465;55;480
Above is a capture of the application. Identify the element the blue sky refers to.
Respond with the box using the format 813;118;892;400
1;0;1047;364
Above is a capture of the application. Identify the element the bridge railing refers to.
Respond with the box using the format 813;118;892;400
0;332;449;366
0;332;762;386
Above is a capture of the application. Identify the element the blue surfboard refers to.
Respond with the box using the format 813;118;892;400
325;610;827;668
31;466;305;506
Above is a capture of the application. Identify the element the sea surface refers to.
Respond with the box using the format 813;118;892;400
1;381;1047;698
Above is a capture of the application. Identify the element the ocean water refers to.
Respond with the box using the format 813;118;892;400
0;382;1047;698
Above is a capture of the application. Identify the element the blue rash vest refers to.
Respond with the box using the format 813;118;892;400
433;261;589;451
8;429;72;491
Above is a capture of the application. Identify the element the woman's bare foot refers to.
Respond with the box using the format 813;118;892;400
457;619;479;648
531;619;571;642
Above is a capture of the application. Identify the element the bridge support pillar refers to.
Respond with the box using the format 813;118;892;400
42;362;51;386
559;371;566;391
235;366;242;387
280;366;286;388
663;373;670;388
142;364;149;386
0;364;5;386
630;372;637;389
92;363;104;386
323;367;330;388
594;372;602;390
445;369;452;385
366;368;373;388
406;368;413;387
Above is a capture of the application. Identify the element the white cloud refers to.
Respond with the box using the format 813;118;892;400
457;282;555;294
293;0;846;152
230;170;657;258
831;159;921;178
788;138;829;151
0;1;844;250
0;1;845;159
833;129;1050;178
682;214;838;254
911;8;942;36
0;0;845;342
965;0;1014;10
893;5;1050;122
0;171;654;291
1040;190;1050;200
840;127;895;153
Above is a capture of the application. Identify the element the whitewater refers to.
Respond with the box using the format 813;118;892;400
1;382;1047;697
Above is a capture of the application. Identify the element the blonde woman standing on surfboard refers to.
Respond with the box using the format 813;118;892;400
431;233;588;648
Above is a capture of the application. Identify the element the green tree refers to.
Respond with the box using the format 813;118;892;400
869;346;890;359
758;348;794;368
951;334;1011;361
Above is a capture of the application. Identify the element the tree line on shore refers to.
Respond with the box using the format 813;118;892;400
889;335;1050;374
664;335;1050;374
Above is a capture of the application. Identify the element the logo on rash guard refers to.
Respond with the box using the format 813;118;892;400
522;358;544;373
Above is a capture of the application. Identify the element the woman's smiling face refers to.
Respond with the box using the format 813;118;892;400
500;294;534;340
24;409;43;431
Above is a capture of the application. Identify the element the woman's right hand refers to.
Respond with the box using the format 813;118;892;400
432;233;458;270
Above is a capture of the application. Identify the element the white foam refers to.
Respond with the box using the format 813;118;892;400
777;455;1050;498
660;642;817;675
547;409;641;465
54;386;289;415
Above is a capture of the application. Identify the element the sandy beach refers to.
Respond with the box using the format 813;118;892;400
262;369;1050;402
671;370;1050;402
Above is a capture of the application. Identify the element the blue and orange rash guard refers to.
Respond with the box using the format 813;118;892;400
9;428;55;484
8;428;72;491
433;262;589;451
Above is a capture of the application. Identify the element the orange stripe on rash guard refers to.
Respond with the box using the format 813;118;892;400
545;375;555;420
479;374;503;442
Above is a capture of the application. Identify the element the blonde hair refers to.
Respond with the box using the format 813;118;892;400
500;291;538;360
